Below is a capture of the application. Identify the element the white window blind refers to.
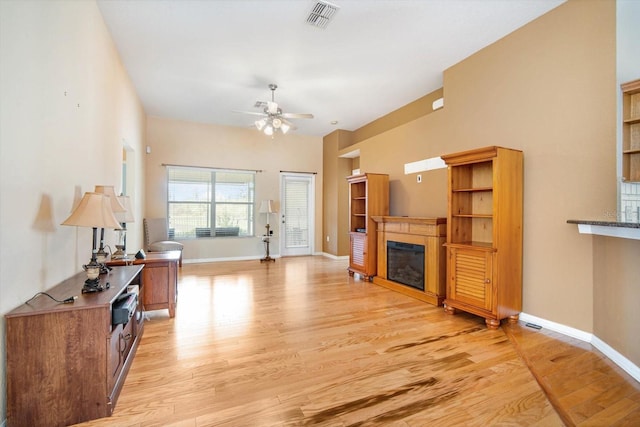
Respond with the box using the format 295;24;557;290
283;178;309;248
167;166;255;239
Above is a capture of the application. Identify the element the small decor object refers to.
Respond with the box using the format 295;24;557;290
61;191;122;292
259;199;277;262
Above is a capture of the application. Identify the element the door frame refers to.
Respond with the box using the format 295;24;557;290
279;172;315;257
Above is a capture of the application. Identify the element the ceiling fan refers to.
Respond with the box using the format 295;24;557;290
236;84;314;136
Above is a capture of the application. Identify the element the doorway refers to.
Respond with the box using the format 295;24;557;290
280;173;315;257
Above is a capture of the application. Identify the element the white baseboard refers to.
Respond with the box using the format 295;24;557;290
520;312;640;383
184;255;274;264
185;253;349;263
320;252;349;260
519;312;593;342
591;335;640;383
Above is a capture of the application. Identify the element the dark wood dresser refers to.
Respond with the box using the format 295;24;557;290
5;265;144;427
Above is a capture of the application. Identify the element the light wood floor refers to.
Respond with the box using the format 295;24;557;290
76;256;640;426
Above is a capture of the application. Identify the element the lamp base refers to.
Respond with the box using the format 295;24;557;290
82;278;110;293
112;245;127;259
260;226;275;263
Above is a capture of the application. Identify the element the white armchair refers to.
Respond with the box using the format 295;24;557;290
143;218;184;266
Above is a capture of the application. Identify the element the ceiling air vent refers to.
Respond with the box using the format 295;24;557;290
306;1;339;29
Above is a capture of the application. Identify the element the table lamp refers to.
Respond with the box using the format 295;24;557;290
112;194;135;259
61;192;122;292
94;185;126;264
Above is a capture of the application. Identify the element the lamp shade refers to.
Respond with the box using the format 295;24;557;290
259;200;276;214
116;195;135;223
61;192;122;229
94;185;126;213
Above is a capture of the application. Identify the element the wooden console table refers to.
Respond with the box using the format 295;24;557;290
371;216;447;305
107;250;180;317
5;265;144;426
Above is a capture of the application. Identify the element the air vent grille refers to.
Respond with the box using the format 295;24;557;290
306;1;339;29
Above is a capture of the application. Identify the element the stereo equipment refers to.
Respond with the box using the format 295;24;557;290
112;292;137;325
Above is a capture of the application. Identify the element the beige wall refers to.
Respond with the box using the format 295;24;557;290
590;0;640;369
323;131;353;256
0;0;146;422
332;0;616;334
145;116;323;261
593;236;640;365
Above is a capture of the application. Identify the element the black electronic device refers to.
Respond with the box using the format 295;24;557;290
112;292;137;325
135;249;146;260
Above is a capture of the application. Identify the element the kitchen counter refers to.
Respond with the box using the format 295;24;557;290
567;219;640;240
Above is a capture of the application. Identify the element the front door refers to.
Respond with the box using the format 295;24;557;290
280;173;314;257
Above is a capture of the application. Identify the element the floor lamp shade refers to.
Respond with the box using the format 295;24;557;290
259;200;276;225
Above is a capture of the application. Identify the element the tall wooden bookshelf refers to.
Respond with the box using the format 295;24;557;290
622;79;640;182
347;173;389;281
441;146;523;329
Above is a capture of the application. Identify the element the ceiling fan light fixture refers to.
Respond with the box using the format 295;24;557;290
255;118;267;131
238;84;313;137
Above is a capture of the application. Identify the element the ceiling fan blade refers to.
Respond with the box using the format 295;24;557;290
281;112;314;119
233;110;268;117
281;118;298;131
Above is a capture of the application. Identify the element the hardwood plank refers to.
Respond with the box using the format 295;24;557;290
72;256;638;426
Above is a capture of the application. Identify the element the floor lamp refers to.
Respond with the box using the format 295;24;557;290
259;199;276;263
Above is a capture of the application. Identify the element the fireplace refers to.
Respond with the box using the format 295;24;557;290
371;216;447;306
387;241;425;291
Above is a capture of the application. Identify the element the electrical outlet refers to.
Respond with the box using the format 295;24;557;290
417;174;422;183
326;235;330;242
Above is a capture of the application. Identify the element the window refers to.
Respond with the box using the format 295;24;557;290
167;166;255;239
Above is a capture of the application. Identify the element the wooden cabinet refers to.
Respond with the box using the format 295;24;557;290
5;266;144;427
622;79;640;182
441;146;523;329
347;173;389;280
107;250;179;317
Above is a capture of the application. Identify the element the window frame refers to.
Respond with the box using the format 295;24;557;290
166;165;256;239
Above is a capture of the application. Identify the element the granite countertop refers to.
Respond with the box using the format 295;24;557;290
567;219;640;229
567;219;640;240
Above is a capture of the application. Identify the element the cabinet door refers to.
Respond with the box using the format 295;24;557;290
447;247;493;311
143;264;169;307
108;323;124;392
349;233;367;271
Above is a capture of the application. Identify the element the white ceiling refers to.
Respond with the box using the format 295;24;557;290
97;0;565;137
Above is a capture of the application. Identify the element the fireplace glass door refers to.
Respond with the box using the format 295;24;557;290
386;241;425;291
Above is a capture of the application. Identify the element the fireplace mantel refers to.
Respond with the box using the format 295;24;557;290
371;216;447;306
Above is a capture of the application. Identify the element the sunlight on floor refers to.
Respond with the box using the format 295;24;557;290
175;273;254;340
